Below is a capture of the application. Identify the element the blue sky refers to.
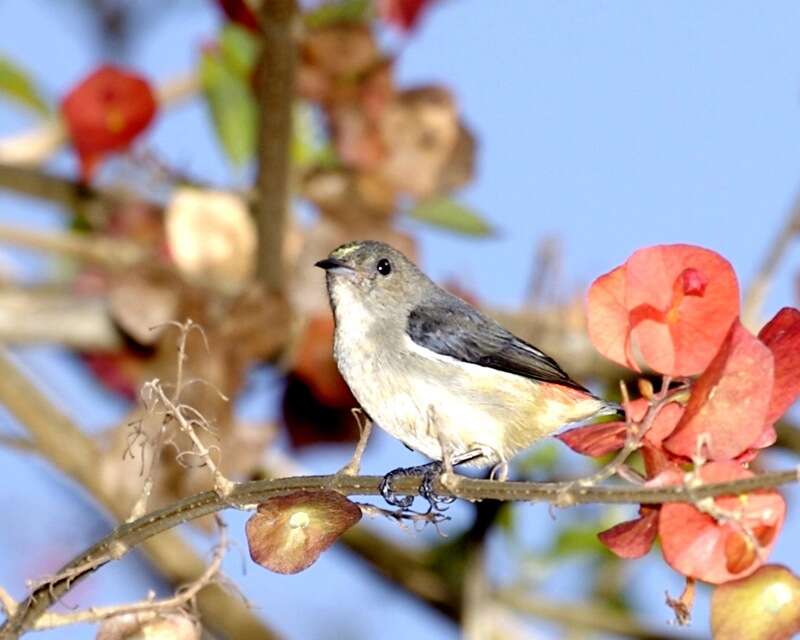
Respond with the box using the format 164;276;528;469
1;1;799;638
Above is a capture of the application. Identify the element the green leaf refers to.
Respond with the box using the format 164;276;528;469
291;104;337;169
0;56;50;115
219;24;260;78
550;523;607;557
516;442;560;477
409;198;493;236
199;49;257;165
304;0;372;28
495;503;516;535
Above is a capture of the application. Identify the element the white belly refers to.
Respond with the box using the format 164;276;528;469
329;282;604;466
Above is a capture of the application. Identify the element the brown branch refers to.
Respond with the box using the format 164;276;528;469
0;224;147;268
2;464;797;637
0;289;120;349
31;521;227;630
0;164;123;210
254;0;297;293
0;349;278;640
497;589;700;640
742;189;800;329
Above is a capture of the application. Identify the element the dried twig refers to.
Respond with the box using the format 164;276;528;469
0;224;146;268
498;588;697;640
556;377;687;504
742;190;800;329
665;578;696;627
0;72;198;168
32;521;227;631
0;349;278;640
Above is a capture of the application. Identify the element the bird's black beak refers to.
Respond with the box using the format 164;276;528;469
315;257;355;275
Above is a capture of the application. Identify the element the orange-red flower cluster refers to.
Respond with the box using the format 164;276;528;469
563;244;800;584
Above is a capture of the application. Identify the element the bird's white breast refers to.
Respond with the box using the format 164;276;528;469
329;279;607;466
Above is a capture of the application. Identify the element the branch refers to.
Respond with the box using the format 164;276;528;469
254;0;297;293
2;465;797;637
0;224;147;268
0;72;199;168
496;589;699;640
0;289;120;349
742;189;800;329
0;349;278;640
0;164;126;210
32;521;227;630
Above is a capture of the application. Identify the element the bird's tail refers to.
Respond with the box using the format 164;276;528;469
594;399;625;420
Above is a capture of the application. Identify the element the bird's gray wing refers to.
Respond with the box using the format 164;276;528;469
406;297;590;392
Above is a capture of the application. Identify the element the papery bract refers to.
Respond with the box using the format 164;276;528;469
246;490;361;575
558;398;683;458
586;265;634;370
61;66;157;181
598;506;659;559
379;0;436;32
165;187;256;292
664;322;773;461
556;421;626;457
97;612;199;640
658;462;786;584
758;307;800;425
711;564;800;640
625;245;739;376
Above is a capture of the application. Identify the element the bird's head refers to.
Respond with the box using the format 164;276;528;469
315;240;430;317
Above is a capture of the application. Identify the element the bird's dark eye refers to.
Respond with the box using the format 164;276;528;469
376;258;392;276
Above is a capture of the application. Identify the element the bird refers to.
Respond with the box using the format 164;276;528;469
315;240;621;507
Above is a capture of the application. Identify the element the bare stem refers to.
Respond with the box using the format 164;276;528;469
0;349;278;640
742;190;800;329
1;466;797;637
33;522;227;630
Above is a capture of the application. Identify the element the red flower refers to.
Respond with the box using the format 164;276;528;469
61;66;157;181
664;321;773;461
379;0;437;32
758;307;800;425
598;506;659;559
587;244;740;376
657;462;786;584
216;0;261;33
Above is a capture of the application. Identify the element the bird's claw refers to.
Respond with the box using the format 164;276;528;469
379;461;456;513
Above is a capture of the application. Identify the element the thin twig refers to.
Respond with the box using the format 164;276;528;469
742;190;800;329
0;349;278;640
2;466;798;637
0;224;146;268
0;288;120;349
0;434;36;452
498;588;697;640
559;378;684;498
33;521;227;630
0;72;199;168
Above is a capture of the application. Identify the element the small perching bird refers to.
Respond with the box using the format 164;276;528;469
316;240;620;506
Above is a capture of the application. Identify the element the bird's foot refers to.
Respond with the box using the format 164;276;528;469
379;461;456;513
